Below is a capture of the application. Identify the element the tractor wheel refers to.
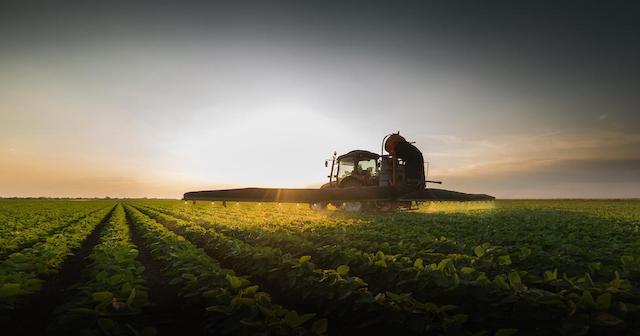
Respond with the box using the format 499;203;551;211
309;202;327;211
338;177;366;212
373;201;398;212
342;202;363;212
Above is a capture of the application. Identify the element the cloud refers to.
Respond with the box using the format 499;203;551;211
437;158;640;198
424;129;640;198
430;129;640;177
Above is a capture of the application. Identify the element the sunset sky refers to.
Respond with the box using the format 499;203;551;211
1;1;639;198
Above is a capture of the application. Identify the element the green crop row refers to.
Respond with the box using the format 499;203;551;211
51;204;153;335
124;205;327;335
0;205;114;310
0;201;112;258
159;202;640;282
0;200;113;236
2;199;638;335
137;200;640;335
140;206;535;294
143;204;487;274
134;205;470;335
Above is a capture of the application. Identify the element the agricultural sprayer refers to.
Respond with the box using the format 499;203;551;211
184;132;494;211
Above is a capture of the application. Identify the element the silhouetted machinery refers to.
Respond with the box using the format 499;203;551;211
184;132;494;211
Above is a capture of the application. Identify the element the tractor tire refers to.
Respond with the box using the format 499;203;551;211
309;202;328;211
338;177;366;212
373;201;398;212
342;202;364;212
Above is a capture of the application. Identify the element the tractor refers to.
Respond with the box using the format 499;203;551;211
184;132;494;211
314;133;447;211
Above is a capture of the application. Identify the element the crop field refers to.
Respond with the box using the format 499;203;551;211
1;199;639;335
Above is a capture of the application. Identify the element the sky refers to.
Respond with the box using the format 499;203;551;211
1;1;639;198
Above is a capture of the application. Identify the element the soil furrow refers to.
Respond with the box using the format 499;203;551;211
125;206;205;336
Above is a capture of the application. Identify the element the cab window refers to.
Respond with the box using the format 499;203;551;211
338;159;354;180
357;159;378;176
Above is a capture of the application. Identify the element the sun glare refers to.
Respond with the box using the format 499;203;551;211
165;103;357;189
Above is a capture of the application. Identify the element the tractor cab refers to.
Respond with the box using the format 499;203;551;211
334;150;380;187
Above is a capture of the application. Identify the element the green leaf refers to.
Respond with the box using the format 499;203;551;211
423;302;439;312
518;247;531;259
461;267;476;274
121;282;132;297
8;253;28;263
592;312;623;326
414;258;424;269
450;313;468;325
588;262;602;272
596;292;612;310
127;288;136;306
202;289;219;299
299;255;312;264
582;290;595;307
474;246;485;257
337;265;350;276
494;275;510;290
584;272;595;287
109;274;123;285
92;291;114;302
386;292;410;303
438;258;453;271
451;272;460;288
620;255;634;265
495;328;517;336
242;285;259;295
617;301;628;313
440;304;457;312
375;258;388;268
284;311;301;327
0;283;23;299
508;272;522;287
298;313;316;326
182;273;196;281
312;318;328;334
498;255;512;266
352;277;367;287
476;273;491;286
610;271;621;289
226;274;243;289
543;269;558;281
